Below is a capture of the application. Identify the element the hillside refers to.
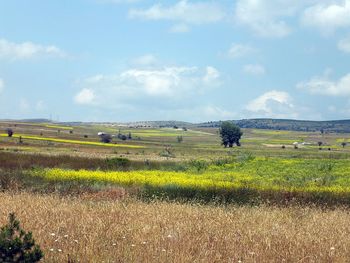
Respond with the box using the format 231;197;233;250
197;119;350;133
4;118;350;133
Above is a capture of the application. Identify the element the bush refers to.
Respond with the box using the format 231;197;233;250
159;146;175;158
212;157;234;166
236;152;255;164
177;136;183;143
188;159;208;172
106;157;131;169
105;157;131;169
0;213;43;262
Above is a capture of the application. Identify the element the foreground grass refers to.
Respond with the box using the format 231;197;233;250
0;191;349;262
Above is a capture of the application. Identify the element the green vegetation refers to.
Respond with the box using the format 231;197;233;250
219;121;243;147
0;134;143;148
0;213;43;262
1;120;350;205
15;156;350;204
199;118;350;133
3;120;350;262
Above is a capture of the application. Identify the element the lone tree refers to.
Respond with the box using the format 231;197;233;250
341;142;347;148
6;129;13;137
219;121;243;147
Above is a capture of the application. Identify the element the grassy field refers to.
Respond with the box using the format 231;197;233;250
1;192;350;262
2;120;350;261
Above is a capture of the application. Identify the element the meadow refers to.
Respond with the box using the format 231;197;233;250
1;120;350;261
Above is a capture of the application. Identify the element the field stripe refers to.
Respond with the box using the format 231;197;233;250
0;134;144;149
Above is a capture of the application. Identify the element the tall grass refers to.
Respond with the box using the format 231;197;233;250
1;192;350;262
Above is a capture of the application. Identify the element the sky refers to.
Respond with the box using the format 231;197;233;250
1;0;350;122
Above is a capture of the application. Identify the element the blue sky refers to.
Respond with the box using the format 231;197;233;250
1;0;350;122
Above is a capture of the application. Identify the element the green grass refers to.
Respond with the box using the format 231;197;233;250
18;156;350;204
0;134;144;149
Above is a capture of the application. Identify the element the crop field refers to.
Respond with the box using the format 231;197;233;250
2;120;350;261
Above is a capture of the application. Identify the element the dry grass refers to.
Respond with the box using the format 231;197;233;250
1;191;350;262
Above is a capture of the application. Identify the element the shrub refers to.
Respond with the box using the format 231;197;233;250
105;157;131;169
212;157;234;166
236;152;255;164
188;159;208;172
0;213;43;262
177;136;183;143
100;135;112;143
159;146;175;158
118;134;127;141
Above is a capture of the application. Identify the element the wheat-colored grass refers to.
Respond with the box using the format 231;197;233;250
1;191;350;262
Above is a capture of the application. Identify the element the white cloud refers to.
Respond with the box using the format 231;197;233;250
120;67;198;96
297;72;350;96
131;54;158;66
234;0;301;37
202;106;234;120
98;0;140;3
338;36;350;53
35;100;46;111
128;0;225;25
203;66;220;83
246;90;297;118
243;64;265;76
74;65;220;108
170;23;190;33
0;39;66;60
302;0;350;34
228;43;256;59
172;105;239;122
19;98;30;112
0;78;4;93
74;88;96;105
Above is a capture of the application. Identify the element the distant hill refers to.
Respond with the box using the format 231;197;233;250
1;118;52;123
197;119;350;133
3;118;350;133
122;120;193;128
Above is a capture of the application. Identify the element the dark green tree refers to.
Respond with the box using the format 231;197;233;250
0;213;43;262
219;121;243;147
6;129;13;137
